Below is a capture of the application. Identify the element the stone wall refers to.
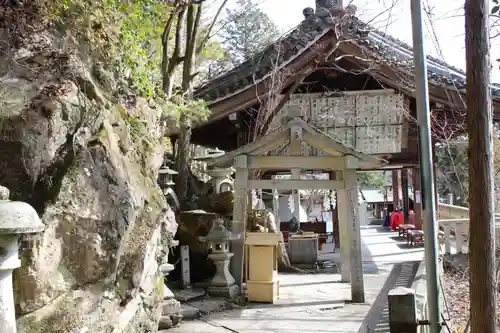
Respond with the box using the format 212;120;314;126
0;26;178;333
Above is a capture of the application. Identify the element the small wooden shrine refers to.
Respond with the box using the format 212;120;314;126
207;115;387;302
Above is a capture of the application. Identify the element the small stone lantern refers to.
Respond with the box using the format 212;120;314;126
206;167;234;194
158;165;178;192
193;148;234;194
158;165;180;210
0;186;44;333
198;217;240;299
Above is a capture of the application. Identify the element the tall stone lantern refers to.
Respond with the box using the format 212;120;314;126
0;186;44;333
198;217;240;299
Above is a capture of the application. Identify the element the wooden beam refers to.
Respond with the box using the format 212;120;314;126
248;179;344;190
247;155;356;170
208;128;289;168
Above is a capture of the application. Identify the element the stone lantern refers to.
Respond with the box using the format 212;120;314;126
193;148;234;194
0;186;44;333
158;165;178;192
158;165;180;210
198;217;240;299
206;167;234;194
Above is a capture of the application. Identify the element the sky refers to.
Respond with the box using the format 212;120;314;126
255;0;500;82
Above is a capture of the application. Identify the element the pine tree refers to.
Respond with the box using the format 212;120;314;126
220;0;281;64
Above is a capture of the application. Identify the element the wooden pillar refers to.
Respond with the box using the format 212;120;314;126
231;155;249;288
412;167;423;230
392;170;400;209
336;171;351;282
401;169;410;222
345;169;364;302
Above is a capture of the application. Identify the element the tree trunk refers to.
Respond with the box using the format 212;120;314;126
175;113;192;206
465;1;497;333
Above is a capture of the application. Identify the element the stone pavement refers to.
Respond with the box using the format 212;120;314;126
162;226;424;333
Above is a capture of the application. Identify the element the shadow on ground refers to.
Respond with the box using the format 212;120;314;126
357;261;421;333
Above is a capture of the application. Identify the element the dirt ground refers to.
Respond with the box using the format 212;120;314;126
441;254;500;332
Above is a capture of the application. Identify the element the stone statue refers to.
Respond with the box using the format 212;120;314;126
315;0;343;17
303;7;315;20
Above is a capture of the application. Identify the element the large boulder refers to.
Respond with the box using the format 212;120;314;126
0;20;177;333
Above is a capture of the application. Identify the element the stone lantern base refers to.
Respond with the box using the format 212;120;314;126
207;252;240;299
208;283;240;299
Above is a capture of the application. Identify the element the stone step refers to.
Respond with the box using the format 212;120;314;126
181;304;201;320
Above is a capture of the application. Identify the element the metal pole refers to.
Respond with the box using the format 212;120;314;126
410;1;442;332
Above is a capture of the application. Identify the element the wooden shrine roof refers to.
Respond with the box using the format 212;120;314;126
207;116;387;171
192;6;500;126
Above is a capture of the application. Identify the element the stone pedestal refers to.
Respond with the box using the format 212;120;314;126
388;287;417;333
207;252;239;298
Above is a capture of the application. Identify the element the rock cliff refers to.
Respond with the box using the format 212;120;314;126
0;2;178;332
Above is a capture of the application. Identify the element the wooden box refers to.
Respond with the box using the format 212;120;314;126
288;235;318;267
247;279;280;303
244;232;280;303
247;245;277;281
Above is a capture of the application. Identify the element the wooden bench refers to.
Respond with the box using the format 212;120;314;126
407;229;446;247
408;230;424;247
398;224;416;239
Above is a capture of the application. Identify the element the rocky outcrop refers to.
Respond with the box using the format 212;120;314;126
0;13;178;333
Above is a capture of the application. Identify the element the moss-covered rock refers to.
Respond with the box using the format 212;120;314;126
0;5;177;332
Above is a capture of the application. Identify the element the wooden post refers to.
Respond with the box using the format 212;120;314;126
412;167;423;230
392;170;400;209
465;1;497;332
345;169;364;302
231;155;249;288
401;169;410;222
336;171;351;282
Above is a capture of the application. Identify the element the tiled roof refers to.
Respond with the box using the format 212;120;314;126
194;8;500;104
194;12;333;102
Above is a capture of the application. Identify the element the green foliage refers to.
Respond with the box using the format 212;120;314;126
43;0;221;124
162;95;210;123
358;171;385;187
46;0;170;98
219;0;281;64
